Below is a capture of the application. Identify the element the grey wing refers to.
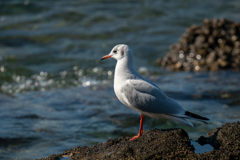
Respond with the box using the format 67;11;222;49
122;79;186;115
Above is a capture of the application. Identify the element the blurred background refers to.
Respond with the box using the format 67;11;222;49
0;0;240;159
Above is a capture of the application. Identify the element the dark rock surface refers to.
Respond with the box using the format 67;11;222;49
37;122;240;160
158;18;240;71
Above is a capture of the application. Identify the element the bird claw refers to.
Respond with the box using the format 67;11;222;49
129;130;144;141
129;134;140;141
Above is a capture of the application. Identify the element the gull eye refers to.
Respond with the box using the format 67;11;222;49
113;50;117;54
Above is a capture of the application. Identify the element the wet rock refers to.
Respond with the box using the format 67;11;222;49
207;122;240;150
159;18;240;71
38;122;240;160
197;122;240;159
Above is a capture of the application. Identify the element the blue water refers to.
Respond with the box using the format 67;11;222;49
0;1;240;159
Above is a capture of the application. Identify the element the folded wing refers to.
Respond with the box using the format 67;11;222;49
122;79;186;115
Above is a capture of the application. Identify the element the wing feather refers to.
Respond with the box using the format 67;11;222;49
121;79;185;115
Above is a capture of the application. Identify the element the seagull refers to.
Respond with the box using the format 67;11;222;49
101;44;209;141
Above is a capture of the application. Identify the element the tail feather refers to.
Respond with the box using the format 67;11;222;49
162;114;194;127
185;111;209;120
146;111;209;127
164;111;209;126
185;111;209;124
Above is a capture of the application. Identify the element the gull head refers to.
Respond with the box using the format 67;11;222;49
101;44;132;61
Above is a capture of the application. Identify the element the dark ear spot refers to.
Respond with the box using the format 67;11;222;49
121;50;124;56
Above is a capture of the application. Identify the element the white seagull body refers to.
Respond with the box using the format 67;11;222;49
101;44;209;140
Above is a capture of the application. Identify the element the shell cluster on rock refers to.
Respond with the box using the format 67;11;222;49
159;18;240;71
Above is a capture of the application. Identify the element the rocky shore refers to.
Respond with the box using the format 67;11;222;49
36;18;240;160
37;121;240;160
158;18;240;71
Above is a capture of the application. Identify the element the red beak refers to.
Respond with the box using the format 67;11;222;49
100;55;112;60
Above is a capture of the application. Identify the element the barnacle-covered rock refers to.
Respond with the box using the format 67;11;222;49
159;18;240;71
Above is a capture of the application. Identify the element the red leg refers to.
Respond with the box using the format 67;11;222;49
129;115;144;141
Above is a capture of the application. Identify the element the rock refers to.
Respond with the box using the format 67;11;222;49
207;122;240;150
159;18;240;71
37;122;240;160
